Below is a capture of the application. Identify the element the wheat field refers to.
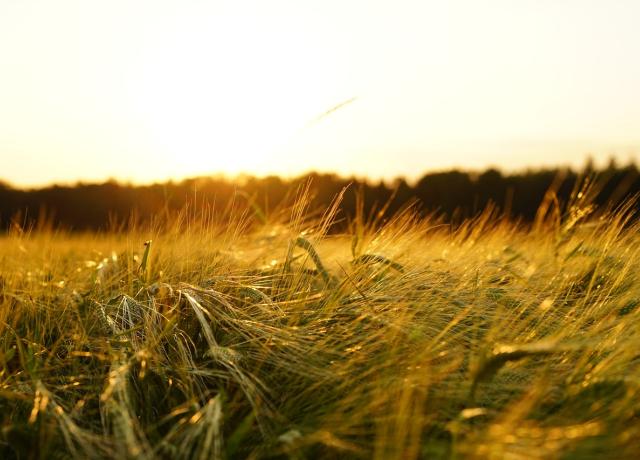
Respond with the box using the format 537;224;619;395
1;184;640;459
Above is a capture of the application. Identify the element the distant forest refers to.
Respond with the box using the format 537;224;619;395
1;160;639;232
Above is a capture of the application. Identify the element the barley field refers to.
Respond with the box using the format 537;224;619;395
1;185;640;459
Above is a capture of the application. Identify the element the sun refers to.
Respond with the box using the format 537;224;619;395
126;11;353;180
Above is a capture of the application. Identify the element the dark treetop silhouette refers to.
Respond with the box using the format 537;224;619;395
1;161;638;232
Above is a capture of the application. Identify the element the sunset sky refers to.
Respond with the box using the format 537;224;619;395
1;0;639;187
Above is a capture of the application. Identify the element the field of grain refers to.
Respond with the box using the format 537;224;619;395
1;186;640;459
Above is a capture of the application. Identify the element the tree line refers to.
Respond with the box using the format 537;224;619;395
1;161;638;232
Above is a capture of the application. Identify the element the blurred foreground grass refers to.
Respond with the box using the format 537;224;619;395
1;185;640;459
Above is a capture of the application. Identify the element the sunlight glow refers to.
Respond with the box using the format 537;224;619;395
0;0;639;186
128;12;355;179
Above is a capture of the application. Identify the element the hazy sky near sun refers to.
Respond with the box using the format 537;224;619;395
1;0;639;187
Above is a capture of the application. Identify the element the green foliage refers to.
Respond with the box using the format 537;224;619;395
0;193;639;459
469;340;570;401
352;253;405;273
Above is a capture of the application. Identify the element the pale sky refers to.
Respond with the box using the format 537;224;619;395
1;0;639;187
